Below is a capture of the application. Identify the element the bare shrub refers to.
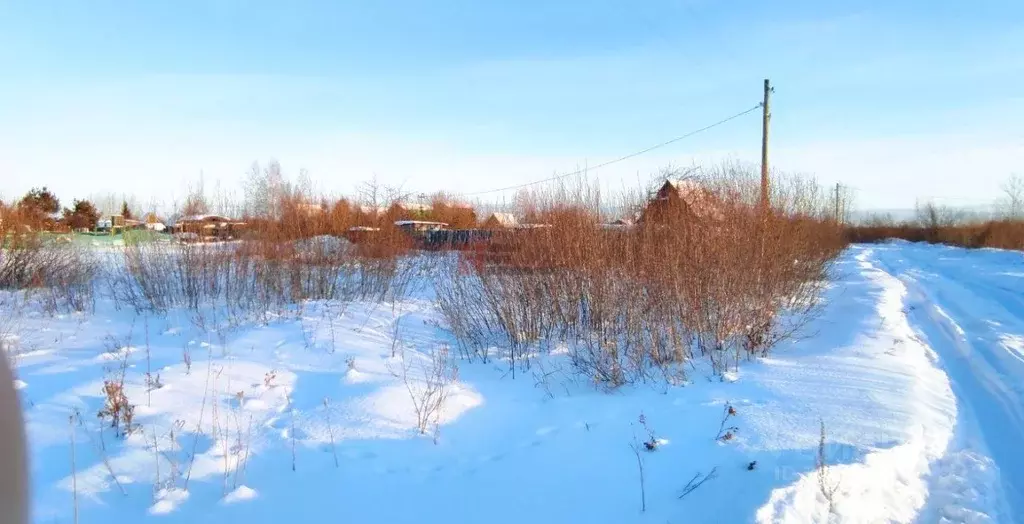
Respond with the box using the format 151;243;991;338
98;338;136;437
434;164;844;386
112;203;418;321
0;211;96;313
391;345;458;436
628;432;647;513
638;412;659;451
98;380;135;437
817;419;840;515
846;211;1024;252
715;403;739;442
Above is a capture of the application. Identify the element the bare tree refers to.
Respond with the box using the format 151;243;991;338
999;173;1024;219
182;177;210;217
915;199;964;236
357;175;412;214
243;160;289;219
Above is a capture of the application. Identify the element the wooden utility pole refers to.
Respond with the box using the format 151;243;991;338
760;79;772;212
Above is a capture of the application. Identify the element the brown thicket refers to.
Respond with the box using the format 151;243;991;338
435;166;845;384
3;162;848;388
0;206;96;312
113;187;418;319
846;200;1024;250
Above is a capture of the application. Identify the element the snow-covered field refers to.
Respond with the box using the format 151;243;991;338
3;242;1020;523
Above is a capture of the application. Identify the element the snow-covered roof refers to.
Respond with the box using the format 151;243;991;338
178;214;234;223
654;179;720;219
485;212;518;227
662;179;705;199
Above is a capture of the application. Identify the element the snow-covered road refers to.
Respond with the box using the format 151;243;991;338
871;243;1024;521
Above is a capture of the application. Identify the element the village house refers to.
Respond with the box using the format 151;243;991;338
343;225;380;244
482;212;518;229
394;220;448;234
173;214;246;242
143;212;167;232
639;179;721;224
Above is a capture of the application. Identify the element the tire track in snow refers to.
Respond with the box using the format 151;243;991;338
873;244;1016;522
757;246;960;523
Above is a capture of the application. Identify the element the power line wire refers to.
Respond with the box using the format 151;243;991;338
462;103;764;197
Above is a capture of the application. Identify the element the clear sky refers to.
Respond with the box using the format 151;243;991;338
1;1;1021;210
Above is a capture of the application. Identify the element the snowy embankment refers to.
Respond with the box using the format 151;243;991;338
2;244;1016;523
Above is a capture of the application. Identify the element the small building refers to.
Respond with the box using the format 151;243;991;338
482;212;518;229
394;220;448;234
143;213;167;232
640;179;720;224
173;214;246;242
343;226;380;244
101;215;145;233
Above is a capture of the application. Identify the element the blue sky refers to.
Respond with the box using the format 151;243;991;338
1;1;1022;210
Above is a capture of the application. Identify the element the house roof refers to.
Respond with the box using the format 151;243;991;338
657;179;719;218
662;179;705;199
394;220;448;227
179;214;234;223
485;212;518;227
